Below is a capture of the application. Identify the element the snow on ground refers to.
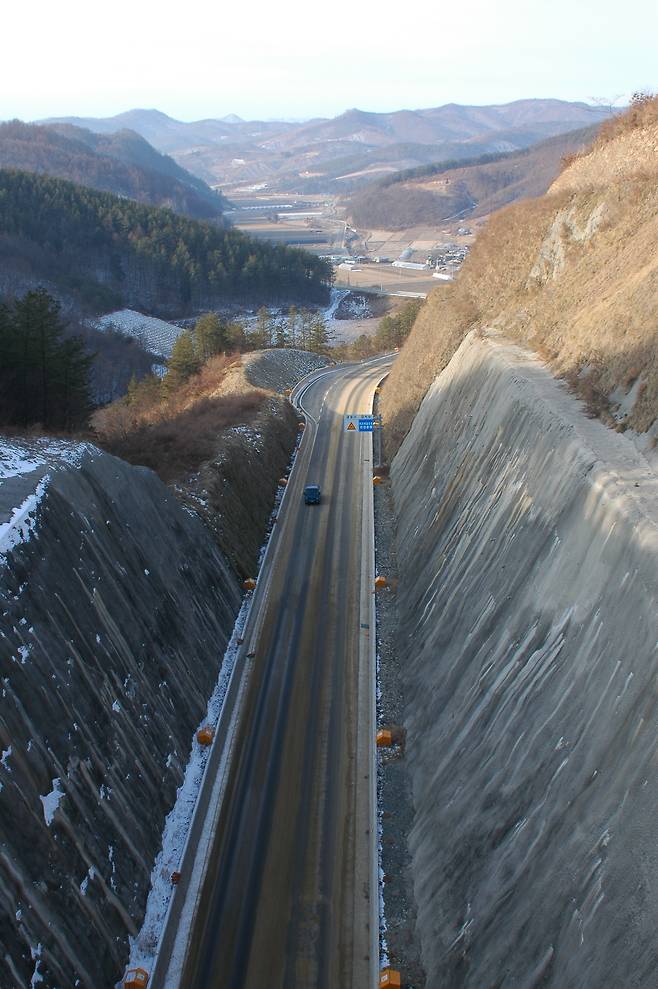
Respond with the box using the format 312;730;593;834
0;438;90;481
29;943;44;987
40;778;65;826
92;310;184;359
321;288;384;346
0;438;94;565
335;293;373;320
0;476;49;562
126;594;251;970
323;287;349;321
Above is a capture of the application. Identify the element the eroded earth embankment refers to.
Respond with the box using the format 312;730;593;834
0;446;243;987
391;332;657;987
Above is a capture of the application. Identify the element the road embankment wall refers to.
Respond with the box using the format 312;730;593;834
0;449;241;988
390;332;657;988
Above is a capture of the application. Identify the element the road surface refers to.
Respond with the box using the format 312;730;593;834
158;357;391;989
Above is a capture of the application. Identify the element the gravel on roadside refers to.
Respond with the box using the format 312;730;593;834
374;471;426;988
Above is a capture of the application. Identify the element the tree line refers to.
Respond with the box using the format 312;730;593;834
0;168;333;312
0;289;91;429
334;298;422;360
143;306;336;395
93;305;337;441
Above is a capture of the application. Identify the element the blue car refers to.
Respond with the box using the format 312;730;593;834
303;484;321;505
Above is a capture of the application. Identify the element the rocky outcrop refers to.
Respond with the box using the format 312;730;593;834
391;332;657;988
0;444;241;987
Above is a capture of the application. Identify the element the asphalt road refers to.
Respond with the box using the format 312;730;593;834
176;357;391;989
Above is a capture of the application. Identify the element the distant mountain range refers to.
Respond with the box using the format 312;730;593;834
41;101;615;195
0;120;226;220
42;108;293;153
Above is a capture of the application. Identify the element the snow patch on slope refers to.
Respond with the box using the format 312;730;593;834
0;438;94;565
92;309;184;359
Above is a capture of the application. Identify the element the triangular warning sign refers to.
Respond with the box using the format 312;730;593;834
347;421;356;430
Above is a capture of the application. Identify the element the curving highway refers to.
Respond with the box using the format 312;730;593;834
154;356;392;989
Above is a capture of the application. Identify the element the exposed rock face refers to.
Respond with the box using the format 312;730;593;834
391;333;657;988
526;201;608;284
0;447;240;987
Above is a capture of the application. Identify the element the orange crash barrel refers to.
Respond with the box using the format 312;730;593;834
243;577;257;591
124;970;149;988
278;477;288;487
373;475;383;486
196;727;214;746
374;576;388;590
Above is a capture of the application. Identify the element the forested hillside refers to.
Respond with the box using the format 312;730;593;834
0;120;225;220
0;169;332;313
347;126;598;229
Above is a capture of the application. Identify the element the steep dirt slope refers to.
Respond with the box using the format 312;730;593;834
381;98;658;457
390;331;657;988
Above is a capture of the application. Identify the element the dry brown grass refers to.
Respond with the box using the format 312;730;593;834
92;352;271;482
593;93;658;149
99;392;264;482
382;117;658;455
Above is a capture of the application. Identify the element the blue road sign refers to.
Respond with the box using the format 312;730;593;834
344;414;374;433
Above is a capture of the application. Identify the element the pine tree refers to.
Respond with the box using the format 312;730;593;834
0;301;18;422
299;309;314;350
165;332;200;391
0;289;91;429
226;320;247;352
55;335;93;429
288;305;298;348
250;307;273;349
274;320;288;348
308;314;334;355
194;312;227;360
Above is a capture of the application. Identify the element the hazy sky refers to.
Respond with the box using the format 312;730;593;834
3;0;656;121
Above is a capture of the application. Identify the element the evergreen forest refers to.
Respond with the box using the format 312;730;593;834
0;169;333;313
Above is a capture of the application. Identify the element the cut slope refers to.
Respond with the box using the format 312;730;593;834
391;331;657;988
0;438;240;987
